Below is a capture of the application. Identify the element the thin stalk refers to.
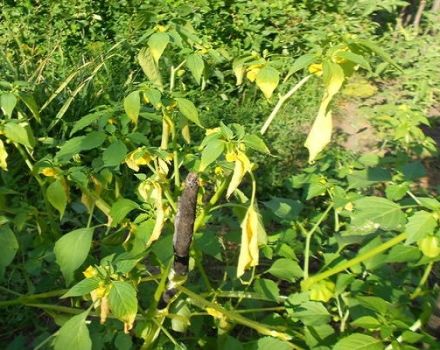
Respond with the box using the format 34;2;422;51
406;190;422;206
169;60;186;93
302;232;408;290
191;306;285;316
260;75;312;135
202;290;286;303
178;285;302;348
410;261;433;299
0;289;67;307
301;204;334;280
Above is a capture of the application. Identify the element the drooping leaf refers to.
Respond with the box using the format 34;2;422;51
47;179;68;218
266;258;303;282
108;281;138;332
255;66;279;99
54;227;94;285
254;278;280;301
263;197;303;222
102;140;128;167
0;93;17;117
4;122;35;148
138;48;163;90
54;309;92;350
0;225;19;276
70;111;102;136
305;61;344;162
237;204;267;277
110;198;139;227
286;53;317;79
124;91;141;124
0;139;8;171
186;53;204;85
405;210;437;245
148;32;169;63
61;277;100;298
226;151;251;199
335;51;371;70
333;333;383;350
242;134;270;154
175;98;202;127
199;139;224;171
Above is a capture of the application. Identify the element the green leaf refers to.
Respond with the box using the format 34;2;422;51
356;39;402;71
148;32;169;63
333;333;383;350
0;225;19;275
138;48;163;90
108;281;138;328
186;53;205;85
124;91;141;124
4;122;35;148
347;196;406;235
110;198;139;227
336;51;371;70
385;183;409;201
175;98;202;127
418;197;440;210
257;337;291;350
286;53;317;78
400;161;425;181
47;179;68;218
405;210;437;245
351;316;381;329
103;141;128;167
0;93;17;117
54;227;94;285
170;299;191;333
56;131;106;161
19;93;40;122
143;88;162;109
242;134;270;154
199;139;224;171
54;309;92;350
266;258;303;282
263;197;303;222
70;112;102;136
386;245;420;263
288;301;330;326
347;168;391;189
254;278;280;301
61;277;100;298
256;66;279;99
0;139;8;171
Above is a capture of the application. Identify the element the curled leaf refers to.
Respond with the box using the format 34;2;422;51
0;139;8;171
237;204;267;278
146;182;165;246
226;151;251;198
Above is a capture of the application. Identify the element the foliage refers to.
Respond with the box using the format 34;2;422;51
1;1;440;349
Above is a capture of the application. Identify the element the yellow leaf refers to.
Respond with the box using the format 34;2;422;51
125;148;152;172
146;182;165;246
246;67;260;82
0;139;8;171
255;66;280;99
226;151;251;199
41;167;60;177
83;265;97;278
237;204;267;278
305;61;344;162
100;295;109;324
206;307;223;319
308;63;323;76
310;280;335;302
418;236;440;258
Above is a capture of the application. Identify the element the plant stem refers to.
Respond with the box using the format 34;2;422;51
301;204;333;280
302;232;407;290
260;75;312;135
178;285;302;348
410;261;433;299
0;289;68;307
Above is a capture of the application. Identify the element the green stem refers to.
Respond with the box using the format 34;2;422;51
178;285;302;348
301;204;333;280
410;261;433;299
0;289;68;307
260;75;312;135
302;232;408;290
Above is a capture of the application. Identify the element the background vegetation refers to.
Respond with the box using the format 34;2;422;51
1;1;440;349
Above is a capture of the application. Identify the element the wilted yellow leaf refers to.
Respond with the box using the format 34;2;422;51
237;204;267;278
146;182;165;246
83;265;97;278
41;167;60;177
305;61;344;162
0;139;8;171
226;151;251;199
100;295;109;324
308;63;323;76
125;148;152;172
246;67;260;82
